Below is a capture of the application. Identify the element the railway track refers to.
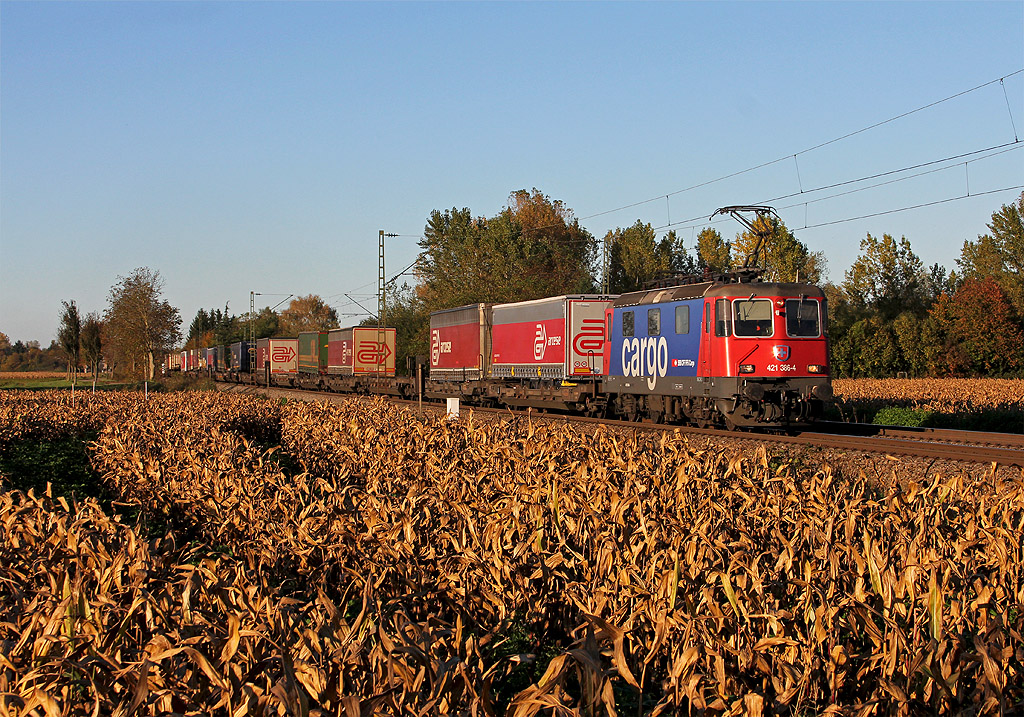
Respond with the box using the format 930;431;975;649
216;382;1024;466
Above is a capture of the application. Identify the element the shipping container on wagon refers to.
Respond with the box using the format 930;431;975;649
203;348;216;370
490;295;616;380
180;351;187;372
187;349;201;372
327;327;396;376
230;341;250;373
429;304;493;381
298;331;329;374
255;337;298;374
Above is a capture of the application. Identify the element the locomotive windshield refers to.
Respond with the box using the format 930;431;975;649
786;299;821;337
733;299;773;337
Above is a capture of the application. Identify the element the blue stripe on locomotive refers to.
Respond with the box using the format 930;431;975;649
608;298;703;379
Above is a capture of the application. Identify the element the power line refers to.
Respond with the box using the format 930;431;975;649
772;145;1022;212
652;184;1024;237
759;141;1022;206
579;69;1023;223
798;185;1024;230
650;141;1023;234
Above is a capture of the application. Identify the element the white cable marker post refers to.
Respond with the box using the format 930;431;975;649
446;397;460;419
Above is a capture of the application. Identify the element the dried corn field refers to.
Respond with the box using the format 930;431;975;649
1;391;1022;716
832;378;1024;424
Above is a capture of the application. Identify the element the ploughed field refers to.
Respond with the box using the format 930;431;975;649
0;391;1021;715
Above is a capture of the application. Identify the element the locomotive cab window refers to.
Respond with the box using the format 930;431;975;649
714;299;732;337
786;299;821;337
733;299;773;337
675;305;689;334
623;311;635;337
647;308;661;336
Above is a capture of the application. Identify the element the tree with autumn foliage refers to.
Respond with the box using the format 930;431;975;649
956;192;1024;316
417;189;598;312
277;295;338;336
104;268;181;380
929;277;1024;376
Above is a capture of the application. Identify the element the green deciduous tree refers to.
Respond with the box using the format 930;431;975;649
696;227;731;275
605;221;670;293
81;312;103;388
57;300;81;385
417;189;598;311
104;267;181;380
843;233;929;322
730;215;826;283
956;192;1024;315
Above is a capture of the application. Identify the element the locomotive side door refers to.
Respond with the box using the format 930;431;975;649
603;305;613;374
699;300;712;377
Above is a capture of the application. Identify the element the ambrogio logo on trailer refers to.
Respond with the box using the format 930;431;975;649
533;324;547;361
621;336;669;390
430;329;452;365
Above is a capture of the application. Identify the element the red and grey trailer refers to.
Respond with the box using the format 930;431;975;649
490;295;616;380
428;304;493;382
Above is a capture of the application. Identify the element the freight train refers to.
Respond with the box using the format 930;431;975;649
174;208;833;429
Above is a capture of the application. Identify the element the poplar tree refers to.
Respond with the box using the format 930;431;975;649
57;300;81;385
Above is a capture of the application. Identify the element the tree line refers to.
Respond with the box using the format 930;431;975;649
32;190;1024;380
51;267;183;382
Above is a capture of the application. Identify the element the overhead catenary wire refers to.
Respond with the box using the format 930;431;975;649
576;70;1023;224
652;184;1024;237
522;139;1023;243
797;185;1024;231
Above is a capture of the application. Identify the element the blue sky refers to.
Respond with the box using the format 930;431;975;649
2;1;1022;344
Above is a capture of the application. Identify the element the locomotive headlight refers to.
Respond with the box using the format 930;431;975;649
738;364;755;374
807;364;827;374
